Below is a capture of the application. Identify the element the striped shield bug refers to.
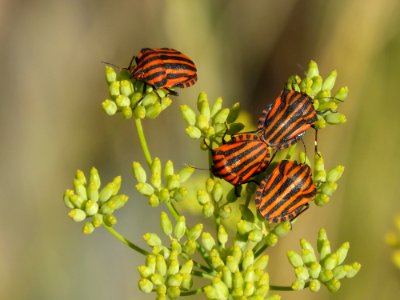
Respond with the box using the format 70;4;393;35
258;88;317;149
210;132;271;187
127;48;197;95
255;160;316;223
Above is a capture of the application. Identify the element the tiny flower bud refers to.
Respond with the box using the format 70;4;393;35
254;255;269;270
160;212;173;236
243;282;255;297
306;60;319;78
291;278;305;291
332;264;352;280
309;279;321;292
213;108;230;124
266;233;278;247
178;166;194;184
305;260;320;279
121;106;133;119
210;249;224;270
138;278;153;293
167;274;183;288
84;200;99;216
205;178;215;193
302;249;317;266
87;182;99;202
119;79;134;96
322;70;337;91
287;250;304;268
150;273;164;286
273;221;291;237
318;101;338;113
63;189;75;209
315;114;326;129
319;269;333;282
134;105;146;119
148;193;160;207
220;205;232;219
334;86;349;102
218;225;228;246
325;112;347;125
180;259;193;274
295;266;309;281
319;182;338;196
161;97;172;110
327;165;345;182
227;102;241;123
335;242;350;265
172;187;187;202
74;179;87;201
142;93;158;107
319;240;331;260
68;209;86;222
167;174;180;190
201;232;216;251
146;102;162;119
70;194;84;208
138;265;153;278
150;157;162;188
222;266;232;288
116;94;130;107
242;250;254;270
109;81;120;98
248;229;263;243
326;278;341;292
182;239;197;255
314;170;326;182
226;256;239;273
92;214;103;228
159;188;170;202
105;66;117;83
103;214;117;226
144;233;162;247
174;216;186;241
89;167;101;189
132;161;147;183
102;99;118;115
164;160;174;179
311;75;323;95
210;97;223;117
82;222;95;234
202;202;214;218
180;105;196;126
155;254;167;276
196;91;208;110
136;182;155;196
196;114;209;131
188;223;203;241
314;193;330;206
167;258;180;275
347;262;361;278
237;220;254;235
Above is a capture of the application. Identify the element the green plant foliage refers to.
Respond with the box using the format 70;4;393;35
63;59;360;298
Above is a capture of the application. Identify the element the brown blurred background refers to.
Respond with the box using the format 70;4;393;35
1;0;400;299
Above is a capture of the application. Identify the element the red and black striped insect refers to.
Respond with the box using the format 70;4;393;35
210;132;271;186
127;48;197;95
258;89;317;149
255;160;316;223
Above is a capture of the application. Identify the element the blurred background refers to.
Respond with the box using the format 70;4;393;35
1;0;400;299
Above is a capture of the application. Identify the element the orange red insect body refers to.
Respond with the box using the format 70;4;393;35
211;133;271;186
255;160;316;223
258;89;317;149
127;48;197;95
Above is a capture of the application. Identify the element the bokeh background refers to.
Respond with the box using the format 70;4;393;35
1;0;400;299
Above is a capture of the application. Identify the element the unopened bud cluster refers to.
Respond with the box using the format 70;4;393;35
287;60;348;129
102;66;172;119
180;92;244;148
201;238;279;300
385;214;400;269
133;158;194;207
313;153;345;206
196;178;236;219
138;212;202;299
63;167;128;234
287;228;361;292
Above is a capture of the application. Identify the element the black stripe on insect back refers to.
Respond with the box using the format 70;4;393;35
229;143;266;174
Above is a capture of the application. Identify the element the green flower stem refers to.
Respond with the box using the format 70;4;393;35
165;201;181;221
181;287;204;296
104;225;149;256
254;240;269;258
269;285;294;291
134;117;152;167
180;252;213;273
192;270;215;280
